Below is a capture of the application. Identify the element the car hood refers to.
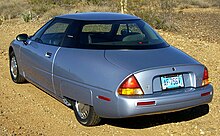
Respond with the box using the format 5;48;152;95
104;46;200;73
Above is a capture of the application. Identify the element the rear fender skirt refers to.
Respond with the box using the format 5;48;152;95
92;88;119;118
61;80;92;106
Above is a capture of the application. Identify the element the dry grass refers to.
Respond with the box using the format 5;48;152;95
73;2;118;13
0;7;220;135
42;7;70;20
0;0;219;30
176;0;220;9
0;0;28;20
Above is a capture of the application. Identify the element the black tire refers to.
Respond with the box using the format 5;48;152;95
73;101;101;126
9;51;26;83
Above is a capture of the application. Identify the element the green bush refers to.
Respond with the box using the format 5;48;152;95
22;11;33;22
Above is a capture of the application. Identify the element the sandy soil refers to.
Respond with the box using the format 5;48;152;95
0;8;220;136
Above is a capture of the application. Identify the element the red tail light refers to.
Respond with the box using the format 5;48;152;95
118;75;144;96
202;67;210;86
137;101;155;106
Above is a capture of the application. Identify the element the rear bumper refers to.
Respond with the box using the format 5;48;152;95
111;84;213;118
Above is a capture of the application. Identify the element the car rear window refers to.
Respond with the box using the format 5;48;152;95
82;24;112;32
63;19;169;49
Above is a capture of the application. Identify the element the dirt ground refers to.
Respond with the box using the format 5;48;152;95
0;8;220;136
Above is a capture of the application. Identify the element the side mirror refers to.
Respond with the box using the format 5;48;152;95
16;34;28;42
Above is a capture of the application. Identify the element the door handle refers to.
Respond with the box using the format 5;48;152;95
45;52;52;58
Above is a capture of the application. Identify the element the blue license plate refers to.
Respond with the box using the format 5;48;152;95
161;74;184;90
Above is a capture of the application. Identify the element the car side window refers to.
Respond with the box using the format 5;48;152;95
61;21;80;48
39;20;71;46
30;19;53;41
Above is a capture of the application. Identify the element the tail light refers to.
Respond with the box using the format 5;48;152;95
118;75;144;96
202;67;210;86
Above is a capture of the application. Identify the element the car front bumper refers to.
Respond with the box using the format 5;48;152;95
113;84;213;118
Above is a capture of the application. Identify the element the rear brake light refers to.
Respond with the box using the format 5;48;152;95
97;96;111;101
202;67;210;86
118;75;144;96
201;92;211;97
137;101;155;106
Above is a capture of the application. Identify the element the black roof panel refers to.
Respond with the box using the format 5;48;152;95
56;12;140;21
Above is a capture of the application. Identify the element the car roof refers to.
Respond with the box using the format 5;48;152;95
56;12;140;21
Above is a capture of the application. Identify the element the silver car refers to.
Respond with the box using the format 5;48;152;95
9;12;213;126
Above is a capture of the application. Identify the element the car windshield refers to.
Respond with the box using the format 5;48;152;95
77;20;169;49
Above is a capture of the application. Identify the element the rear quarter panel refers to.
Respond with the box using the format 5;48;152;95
53;48;130;105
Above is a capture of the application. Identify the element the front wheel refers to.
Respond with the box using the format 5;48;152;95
9;51;26;83
73;101;101;126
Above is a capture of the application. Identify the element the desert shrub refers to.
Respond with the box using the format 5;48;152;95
28;0;55;18
42;8;69;20
28;0;93;6
22;11;33;22
0;19;3;25
160;0;177;10
212;0;220;7
127;0;178;31
178;4;193;9
31;4;50;16
73;2;118;13
27;0;110;19
86;0;103;5
190;0;211;8
0;0;27;20
175;0;220;9
27;0;106;5
28;0;73;5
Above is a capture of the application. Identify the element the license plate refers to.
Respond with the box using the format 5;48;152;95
161;74;184;90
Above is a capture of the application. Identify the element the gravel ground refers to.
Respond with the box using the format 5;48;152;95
0;8;220;136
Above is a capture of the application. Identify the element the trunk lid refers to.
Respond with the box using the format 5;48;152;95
105;46;200;73
105;46;203;94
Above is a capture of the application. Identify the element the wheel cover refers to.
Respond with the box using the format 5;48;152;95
75;101;90;119
10;56;18;79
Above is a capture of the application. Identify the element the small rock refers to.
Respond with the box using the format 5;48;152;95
200;129;205;135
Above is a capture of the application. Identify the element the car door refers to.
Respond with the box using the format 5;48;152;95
21;18;72;94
